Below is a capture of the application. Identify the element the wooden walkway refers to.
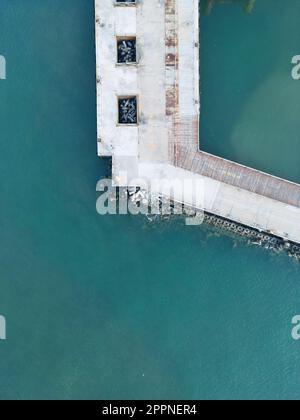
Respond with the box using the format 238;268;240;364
176;145;300;209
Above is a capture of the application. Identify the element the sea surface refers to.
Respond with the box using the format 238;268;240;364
200;0;300;183
0;0;300;400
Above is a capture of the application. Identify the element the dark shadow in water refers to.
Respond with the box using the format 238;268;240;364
201;0;257;16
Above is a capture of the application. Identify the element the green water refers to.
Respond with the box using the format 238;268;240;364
0;0;300;400
200;0;300;183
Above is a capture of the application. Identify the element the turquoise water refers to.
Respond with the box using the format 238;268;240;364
200;0;300;183
0;0;300;400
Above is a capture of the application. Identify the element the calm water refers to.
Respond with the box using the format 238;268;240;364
0;0;300;400
200;0;300;183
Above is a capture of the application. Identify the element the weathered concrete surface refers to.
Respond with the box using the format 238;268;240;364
137;0;168;163
139;163;300;244
95;0;300;244
95;1;138;159
96;0;199;167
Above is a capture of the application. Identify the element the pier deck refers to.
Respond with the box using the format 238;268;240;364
96;0;300;244
177;147;300;209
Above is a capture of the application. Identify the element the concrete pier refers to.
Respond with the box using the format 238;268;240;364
95;0;300;244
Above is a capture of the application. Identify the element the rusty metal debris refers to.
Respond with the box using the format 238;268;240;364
117;39;136;64
118;97;137;124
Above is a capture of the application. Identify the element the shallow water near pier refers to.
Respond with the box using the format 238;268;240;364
0;0;300;400
200;0;300;183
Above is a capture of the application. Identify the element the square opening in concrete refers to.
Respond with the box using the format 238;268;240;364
115;0;136;5
118;96;138;125
117;37;137;64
